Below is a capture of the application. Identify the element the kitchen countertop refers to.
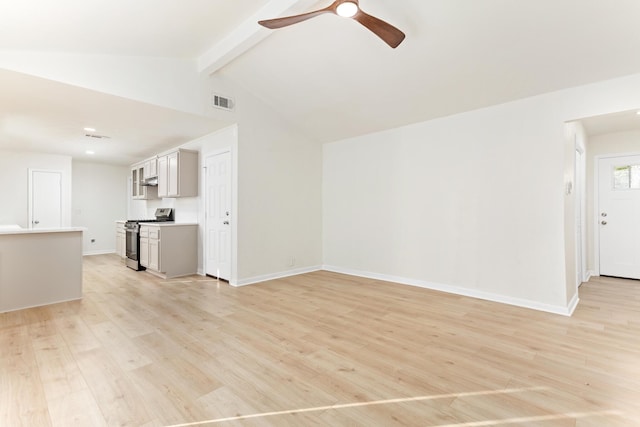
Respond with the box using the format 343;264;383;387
0;226;86;235
138;222;198;227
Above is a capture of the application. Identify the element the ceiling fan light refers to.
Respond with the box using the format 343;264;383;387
336;2;358;18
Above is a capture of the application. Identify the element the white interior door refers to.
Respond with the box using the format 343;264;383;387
29;170;62;229
205;152;231;281
598;155;640;279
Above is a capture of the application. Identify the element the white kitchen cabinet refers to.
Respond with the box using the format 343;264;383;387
139;236;149;267
157;149;198;198
148;236;160;271
168;151;178;195
143;157;158;179
143;226;160;271
139;224;197;279
115;221;126;258
131;163;142;198
131;162;158;200
139;226;149;267
157;155;168;197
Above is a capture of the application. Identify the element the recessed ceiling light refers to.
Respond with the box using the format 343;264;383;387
636;111;640;115
84;127;96;132
85;150;95;155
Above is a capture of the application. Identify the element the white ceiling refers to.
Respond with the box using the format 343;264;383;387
2;0;640;164
0;69;229;164
580;109;640;137
0;0;272;57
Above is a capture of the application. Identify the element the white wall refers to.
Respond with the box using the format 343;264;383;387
72;161;128;255
154;72;323;285
585;130;640;275
0;151;72;228
234;95;323;284
323;73;640;315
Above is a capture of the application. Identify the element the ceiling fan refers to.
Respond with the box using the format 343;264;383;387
258;0;406;48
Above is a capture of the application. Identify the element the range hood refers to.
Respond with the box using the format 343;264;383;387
141;177;158;186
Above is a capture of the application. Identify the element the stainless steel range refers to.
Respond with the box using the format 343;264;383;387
125;208;174;271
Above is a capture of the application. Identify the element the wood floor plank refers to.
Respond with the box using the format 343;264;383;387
73;347;154;426
31;334;90;402
47;388;107;427
1;255;640;425
0;326;52;427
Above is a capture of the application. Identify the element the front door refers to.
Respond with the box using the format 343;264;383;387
29;169;62;229
598;155;640;279
205;152;232;281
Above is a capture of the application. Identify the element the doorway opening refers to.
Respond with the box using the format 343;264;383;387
575;108;640;281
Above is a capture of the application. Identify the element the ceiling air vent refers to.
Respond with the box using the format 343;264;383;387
212;93;234;111
85;134;110;139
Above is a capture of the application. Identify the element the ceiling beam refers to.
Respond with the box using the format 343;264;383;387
197;0;321;75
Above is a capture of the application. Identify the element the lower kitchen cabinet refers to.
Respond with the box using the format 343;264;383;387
148;231;160;271
139;238;149;267
139;224;197;279
115;221;126;259
139;225;150;267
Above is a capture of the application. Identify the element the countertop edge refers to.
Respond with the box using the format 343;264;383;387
138;222;198;227
0;227;86;236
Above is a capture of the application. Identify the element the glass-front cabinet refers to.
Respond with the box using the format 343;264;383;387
131;163;143;199
131;162;158;200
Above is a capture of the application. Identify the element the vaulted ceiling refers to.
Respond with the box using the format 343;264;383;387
2;0;640;164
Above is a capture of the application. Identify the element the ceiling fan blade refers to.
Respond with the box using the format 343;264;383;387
258;7;333;29
353;10;406;48
259;1;406;48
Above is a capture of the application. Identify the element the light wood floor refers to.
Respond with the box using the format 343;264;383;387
1;255;639;426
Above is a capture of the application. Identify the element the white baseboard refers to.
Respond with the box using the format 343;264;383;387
322;265;576;316
236;265;322;287
230;263;577;316
566;293;580;316
584;270;594;282
83;250;116;256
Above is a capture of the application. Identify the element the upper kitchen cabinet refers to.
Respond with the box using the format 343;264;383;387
131;162;158;200
143;156;158;180
131;163;143;198
157;149;198;198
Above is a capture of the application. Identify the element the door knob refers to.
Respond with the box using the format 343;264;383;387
33;220;39;224
601;212;607;217
601;221;607;225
